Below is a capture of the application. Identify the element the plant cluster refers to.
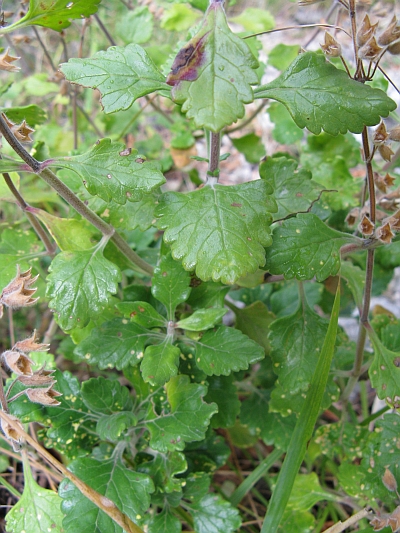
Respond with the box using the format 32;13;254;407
0;0;400;532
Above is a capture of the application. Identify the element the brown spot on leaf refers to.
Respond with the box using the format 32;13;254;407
167;33;209;86
394;357;400;367
231;203;242;207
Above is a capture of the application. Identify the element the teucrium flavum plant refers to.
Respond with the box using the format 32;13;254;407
0;0;399;532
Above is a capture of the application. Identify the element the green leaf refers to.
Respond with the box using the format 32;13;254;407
166;1;259;131
267;102;304;144
60;44;168;114
137;451;187;494
6;456;64;533
2;104;47;126
205;375;240;428
161;3;200;31
260;156;325;220
176;308;227;331
183;472;211;503
151;253;192;319
265;213;358;282
269;299;329;394
102;193;159;232
360;414;400;502
268;44;300;71
96;412;137;441
192;326;264;376
59;457;154;533
74;318;153;370
116;6;153;45
141;341;180;386
232;300;275;354
287;473;336;511
341;260;365;310
40;370;98;458
368;328;400;405
231;7;275;33
231;133;266;164
146;375;217;452
255;52;397;135
1;0;100;32
48;139;165;204
116;301;167;329
187;281;230;310
188;493;241;533
261;286;340;533
46;246;121;330
148;508;181;533
156;181;277;284
32;208;99;251
81;376;132;415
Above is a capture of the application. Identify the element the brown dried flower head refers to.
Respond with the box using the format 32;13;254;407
376;222;395;244
359;214;375;235
1;415;23;448
357;14;379;47
11;119;35;143
383;210;400;231
371;506;400;532
345;207;360;226
389;125;400;142
378;144;395;162
13;330;49;355
388;40;400;55
0;265;39;318
18;366;55;387
373;121;389;146
374;172;388;193
377;16;400;46
2;113;15;129
0;47;21;72
2;350;34;376
320;32;342;57
25;384;62;406
359;36;384;61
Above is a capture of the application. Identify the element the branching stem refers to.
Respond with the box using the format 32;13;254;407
0;114;154;276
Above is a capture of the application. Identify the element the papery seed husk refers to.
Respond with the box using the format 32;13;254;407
382;468;398;491
13;330;49;354
1;415;23;443
3;350;34;375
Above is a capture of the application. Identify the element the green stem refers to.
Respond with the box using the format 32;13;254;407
229;448;281;507
2;172;56;255
0;475;21;499
0;114;154;276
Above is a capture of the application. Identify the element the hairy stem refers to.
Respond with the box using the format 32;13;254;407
0;114;154;275
207;131;221;179
94;12;117;46
0;410;144;533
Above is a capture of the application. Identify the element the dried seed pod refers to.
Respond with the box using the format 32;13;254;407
0;47;21;72
373;121;389;145
358;214;375;235
357;14;378;47
1;415;23;451
383;210;400;231
359;36;384;61
11;119;35;143
2;350;35;375
375;222;395;243
13;330;49;355
389;125;400;142
18;366;56;386
374;172;388;193
377;15;400;46
345;207;360;226
320;32;342;57
378;144;394;162
0;265;39;316
382;468;398;492
388;40;400;55
25;384;62;406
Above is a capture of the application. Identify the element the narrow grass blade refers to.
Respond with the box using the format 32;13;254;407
261;285;340;533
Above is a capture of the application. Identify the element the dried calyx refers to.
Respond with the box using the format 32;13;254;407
0;265;39;318
320;32;341;57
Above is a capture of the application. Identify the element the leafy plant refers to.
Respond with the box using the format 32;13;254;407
0;0;399;532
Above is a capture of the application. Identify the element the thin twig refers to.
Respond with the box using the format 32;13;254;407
243;23;351;40
322;508;372;533
32;27;56;71
303;1;339;48
94;13;117;46
226;102;267;134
